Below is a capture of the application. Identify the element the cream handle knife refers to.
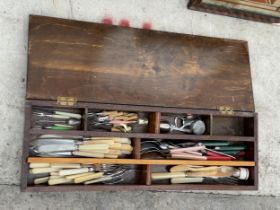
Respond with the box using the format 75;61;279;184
73;151;105;158
120;144;133;152
65;172;94;180
51;163;81;168
34;177;50;184
54;111;82;119
48;178;73;185
29;163;50;168
171;177;204;184
74;172;104;183
29;167;60;174
59;168;92;176
78;144;109;151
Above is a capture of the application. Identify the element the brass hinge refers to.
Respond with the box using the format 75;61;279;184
57;96;77;106
218;106;234;115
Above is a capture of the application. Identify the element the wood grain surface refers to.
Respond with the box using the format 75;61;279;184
27;15;254;111
27;157;256;166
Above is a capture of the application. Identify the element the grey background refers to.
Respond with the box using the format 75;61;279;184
0;0;280;209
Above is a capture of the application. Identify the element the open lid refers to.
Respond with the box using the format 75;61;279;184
27;15;254;112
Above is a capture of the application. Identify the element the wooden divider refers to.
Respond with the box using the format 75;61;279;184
132;138;141;159
148;112;161;134
28;157;255;166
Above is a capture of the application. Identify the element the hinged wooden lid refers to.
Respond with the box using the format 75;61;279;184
27;15;254;112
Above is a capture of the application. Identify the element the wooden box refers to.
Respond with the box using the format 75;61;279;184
21;15;258;192
188;0;280;24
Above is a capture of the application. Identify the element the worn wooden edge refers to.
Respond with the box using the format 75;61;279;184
83;107;88;131
155;112;161;134
132;138;141;159
29;14;251;46
254;113;259;189
145;165;152;185
148;112;161;134
29;129;256;142
210;114;214;135
21;103;32;192
188;0;280;24
23;184;257;192
27;100;255;117
27;157;256;166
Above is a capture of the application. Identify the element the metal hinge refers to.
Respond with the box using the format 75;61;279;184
57;96;77;106
218;106;234;115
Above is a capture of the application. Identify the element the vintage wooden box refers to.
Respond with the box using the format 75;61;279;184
21;15;258;192
188;0;280;24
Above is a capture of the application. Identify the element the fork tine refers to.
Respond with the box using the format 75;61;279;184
103;177;124;184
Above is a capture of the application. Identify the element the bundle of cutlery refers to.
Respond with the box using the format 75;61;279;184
141;140;246;160
30;135;133;158
88;110;148;132
160;115;206;135
151;165;249;185
29;163;130;185
33;109;82;130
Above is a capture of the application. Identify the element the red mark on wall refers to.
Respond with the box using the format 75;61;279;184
102;17;113;25
142;22;152;30
119;19;130;27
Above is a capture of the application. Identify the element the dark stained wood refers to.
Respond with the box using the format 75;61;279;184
254;113;258;189
188;0;280;24
28;100;256;117
244;117;255;137
27;15;254;112
83;107;88;131
132;138;141;159
22;15;258;192
23;100;258;191
212;116;247;136
21;103;32;191
145;165;152;185
210;114;214;135
148;112;160;133
29;128;255;142
23;184;257;192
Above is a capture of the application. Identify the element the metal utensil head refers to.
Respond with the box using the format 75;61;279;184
30;144;77;153
30;139;80;146
192;120;206;135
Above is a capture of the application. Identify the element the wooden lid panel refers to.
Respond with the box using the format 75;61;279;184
27;15;254;111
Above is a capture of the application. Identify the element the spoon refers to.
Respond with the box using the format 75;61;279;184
160;120;205;135
36;119;81;126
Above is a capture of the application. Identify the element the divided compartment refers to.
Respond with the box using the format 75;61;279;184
22;101;257;191
87;109;159;133
160;113;210;135
140;139;255;162
28;134;140;160
31;106;85;131
211;115;255;137
150;164;255;187
27;164;148;187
